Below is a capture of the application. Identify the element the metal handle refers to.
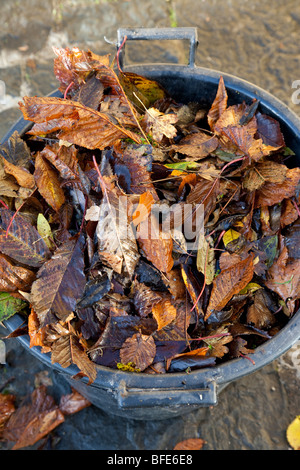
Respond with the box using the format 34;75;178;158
117;27;198;70
117;380;217;409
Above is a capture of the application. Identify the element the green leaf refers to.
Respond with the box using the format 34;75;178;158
164;161;200;171
0;292;28;322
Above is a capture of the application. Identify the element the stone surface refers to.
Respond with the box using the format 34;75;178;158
0;0;299;451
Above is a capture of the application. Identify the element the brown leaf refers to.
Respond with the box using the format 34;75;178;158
243;161;288;191
246;289;275;329
143;107;177;142
53;47;110;94
19;96;141;150
207;75;228;131
51;331;97;383
171;131;218;159
12;408;65;450
2;158;35;189
256;112;285;148
0;393;15;430
174;438;205;451
206;254;254;319
2;385;63;448
0;209;51;268
34;152;66;212
137;214;173;273
120;333;156;371
0;253;35;292
265;245;300;314
30;235;86;326
41;144;80;183
255;167;300;207
59;389;91;415
93;174;140;278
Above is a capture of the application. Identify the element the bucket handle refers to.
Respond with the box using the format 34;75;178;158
117;380;217;409
117;27;198;70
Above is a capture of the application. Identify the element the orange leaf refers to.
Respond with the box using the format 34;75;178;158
137;215;173;273
174;438;206;450
34;152;66;212
132;191;155;226
152;299;177;330
2;158;35;189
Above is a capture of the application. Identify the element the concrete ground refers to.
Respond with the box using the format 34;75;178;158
0;0;300;450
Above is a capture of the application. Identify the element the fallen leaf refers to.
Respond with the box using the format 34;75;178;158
207;75;228;131
137;214;173;273
286;415;300;450
143;107;177;142
120;333;156;371
0;209;51;268
174;438;206;450
30;235;86;326
255;167;300;207
34;152;66;212
265;245;300;314
206;254;254;319
0;253;35;292
152;299;177;330
171;131;218;159
196;233;215;285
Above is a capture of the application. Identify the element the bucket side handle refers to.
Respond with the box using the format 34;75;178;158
117;380;217;410
117;27;198;70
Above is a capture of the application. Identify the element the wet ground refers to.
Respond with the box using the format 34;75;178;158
0;0;300;451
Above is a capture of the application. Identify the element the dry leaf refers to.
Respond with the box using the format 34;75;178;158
207;75;228;130
174;438;205;450
171;131;218;159
144;107;177;142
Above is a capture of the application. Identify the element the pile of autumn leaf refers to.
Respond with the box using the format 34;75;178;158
0;47;300;382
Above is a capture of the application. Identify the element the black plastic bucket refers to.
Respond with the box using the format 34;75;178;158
2;28;300;420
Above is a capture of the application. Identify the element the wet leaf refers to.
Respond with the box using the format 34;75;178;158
0;209;51;268
137;214;173;273
196;233;215;285
120;333;156;371
2;158;35;189
34;152;66;212
0;253;35;293
265;245;300;314
206;254;254;319
0;292;27;322
31;235;86;326
152;299;177;330
36;213;55;250
93;174;140;278
0;393;15;430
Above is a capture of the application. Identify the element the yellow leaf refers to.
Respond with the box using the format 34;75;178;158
223;229;241;247
37;213;54;249
239;282;262;295
287;415;300;450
